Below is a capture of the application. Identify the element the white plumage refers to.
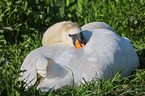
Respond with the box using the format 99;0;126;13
20;21;139;91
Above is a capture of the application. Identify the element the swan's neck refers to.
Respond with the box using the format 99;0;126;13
42;24;63;46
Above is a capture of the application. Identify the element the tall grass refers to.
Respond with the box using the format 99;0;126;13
0;0;145;95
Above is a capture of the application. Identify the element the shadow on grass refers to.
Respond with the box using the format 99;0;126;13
137;48;145;69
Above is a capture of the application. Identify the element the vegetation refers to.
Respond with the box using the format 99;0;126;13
0;0;145;95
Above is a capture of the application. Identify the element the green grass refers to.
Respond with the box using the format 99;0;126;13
0;0;145;95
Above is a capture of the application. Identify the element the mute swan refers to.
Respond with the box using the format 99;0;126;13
20;21;139;91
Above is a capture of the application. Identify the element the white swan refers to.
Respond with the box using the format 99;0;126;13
20;21;139;91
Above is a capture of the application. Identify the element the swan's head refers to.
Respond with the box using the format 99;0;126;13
42;21;86;49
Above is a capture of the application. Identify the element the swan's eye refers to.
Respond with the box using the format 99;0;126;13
68;34;78;38
69;34;78;38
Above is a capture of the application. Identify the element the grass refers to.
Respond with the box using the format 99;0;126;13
0;0;145;95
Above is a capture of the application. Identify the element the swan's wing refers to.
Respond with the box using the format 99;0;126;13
37;46;76;91
20;48;40;86
81;29;139;80
37;62;73;91
19;43;72;86
35;55;51;77
118;37;139;76
81;22;116;32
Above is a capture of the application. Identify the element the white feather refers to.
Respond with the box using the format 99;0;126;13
20;22;139;91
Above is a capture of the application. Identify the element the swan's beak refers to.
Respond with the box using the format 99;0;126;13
69;32;86;49
75;39;86;49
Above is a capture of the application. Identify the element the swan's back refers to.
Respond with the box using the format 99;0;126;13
82;22;116;32
76;29;139;81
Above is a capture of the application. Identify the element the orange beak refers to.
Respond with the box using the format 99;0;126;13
69;32;86;49
75;39;86;49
